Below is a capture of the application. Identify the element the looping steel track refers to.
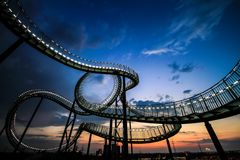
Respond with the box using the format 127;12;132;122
0;0;240;152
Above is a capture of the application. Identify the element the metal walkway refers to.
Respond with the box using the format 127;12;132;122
0;1;239;158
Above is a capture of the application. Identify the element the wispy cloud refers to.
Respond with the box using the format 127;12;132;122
168;62;196;84
131;94;174;105
142;48;175;55
178;137;240;146
170;74;180;81
183;89;192;94
168;62;196;73
143;0;233;56
122;52;133;61
179;131;197;135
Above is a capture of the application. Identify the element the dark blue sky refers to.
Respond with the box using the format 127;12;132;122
0;0;240;152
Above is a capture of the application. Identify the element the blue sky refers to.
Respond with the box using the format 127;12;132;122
20;0;240;102
0;0;240;153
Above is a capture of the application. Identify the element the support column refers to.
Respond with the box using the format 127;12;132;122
114;100;118;159
73;139;78;152
58;100;76;152
205;121;227;160
0;39;24;63
108;118;113;158
122;76;128;159
128;108;133;155
0;125;6;137
104;138;108;159
14;98;43;152
163;124;174;160
65;113;76;151
87;133;92;156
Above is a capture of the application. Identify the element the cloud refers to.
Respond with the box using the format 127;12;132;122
165;94;173;102
168;62;196;84
129;98;135;103
168;62;196;73
16;117;28;124
157;94;164;102
142;0;233;56
108;28;126;49
132;100;160;106
158;94;173;103
142;48;175;55
170;75;180;81
92;75;105;84
132;94;174;106
183;89;192;94
179;131;197;135
25;134;52;139
123;52;132;61
86;35;102;48
179;63;195;72
43;16;87;51
168;62;180;73
170;0;233;48
178;137;240;147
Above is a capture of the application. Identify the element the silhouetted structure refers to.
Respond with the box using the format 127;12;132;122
0;1;240;159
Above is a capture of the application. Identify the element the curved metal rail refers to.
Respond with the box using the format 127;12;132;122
5;90;85;152
5;90;181;152
0;0;240;153
75;62;240;123
79;122;181;144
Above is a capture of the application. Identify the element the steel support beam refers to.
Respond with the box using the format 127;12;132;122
0;39;24;63
114;100;118;159
163;124;174;160
14;98;43;152
58;100;76;152
122;76;128;159
108;118;113;158
73;139;78;152
0;125;6;137
205;121;227;160
128;108;133;155
104;138;108;159
65;113;76;151
87;133;92;156
72;130;82;152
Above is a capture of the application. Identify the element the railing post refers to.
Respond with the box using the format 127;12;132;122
198;98;205;113
223;80;238;99
173;103;177;117
204;121;227;160
200;95;210;111
189;99;196;113
212;89;223;106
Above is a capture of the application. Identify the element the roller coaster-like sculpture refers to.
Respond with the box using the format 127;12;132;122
0;0;240;159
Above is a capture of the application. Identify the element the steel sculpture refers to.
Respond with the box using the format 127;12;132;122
0;1;240;160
